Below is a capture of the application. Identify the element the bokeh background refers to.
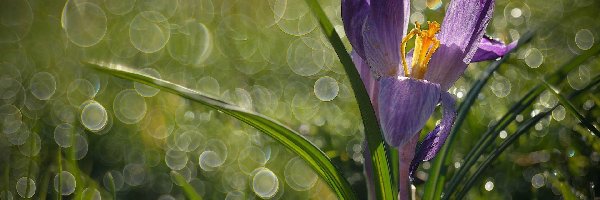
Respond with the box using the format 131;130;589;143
0;0;599;199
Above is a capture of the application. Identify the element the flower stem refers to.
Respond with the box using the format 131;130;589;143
398;134;419;200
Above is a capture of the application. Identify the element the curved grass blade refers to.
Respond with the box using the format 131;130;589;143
442;42;600;199
455;75;600;199
106;172;116;200
543;82;600;137
423;32;533;200
83;62;356;200
171;171;202;200
303;0;395;199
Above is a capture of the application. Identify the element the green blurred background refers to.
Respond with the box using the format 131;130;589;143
0;0;599;199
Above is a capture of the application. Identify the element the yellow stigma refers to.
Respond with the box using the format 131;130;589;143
400;21;441;79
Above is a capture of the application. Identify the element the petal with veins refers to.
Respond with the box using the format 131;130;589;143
425;0;495;90
378;77;440;147
409;92;457;177
361;0;410;77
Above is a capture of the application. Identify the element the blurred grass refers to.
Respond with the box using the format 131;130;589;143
0;0;599;199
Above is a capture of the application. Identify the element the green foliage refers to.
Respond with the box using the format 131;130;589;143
84;62;356;199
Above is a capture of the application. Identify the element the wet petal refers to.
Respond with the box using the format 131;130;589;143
409;92;456;177
425;0;495;90
471;35;517;62
362;0;410;77
378;77;440;147
352;51;379;113
342;0;370;58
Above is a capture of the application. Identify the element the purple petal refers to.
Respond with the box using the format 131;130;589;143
361;0;410;77
352;51;379;113
425;0;495;90
409;92;457;177
342;0;370;58
471;35;517;62
378;77;440;147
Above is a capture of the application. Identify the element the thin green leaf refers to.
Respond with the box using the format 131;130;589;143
58;148;63;200
106;172;116;200
302;0;395;200
423;32;534;200
454;75;600;199
543;81;600;137
443;41;600;199
171;171;203;200
455;112;548;199
83;62;356;200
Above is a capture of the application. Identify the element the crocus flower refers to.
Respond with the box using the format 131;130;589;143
342;0;514;198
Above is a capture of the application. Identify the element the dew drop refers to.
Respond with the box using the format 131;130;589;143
524;48;543;68
18;132;41;157
287;37;323;76
102;171;124;191
552;105;566;121
199;150;224;171
252;168;279;199
123;164;146;186
490;74;511;98
314;76;339;101
129;11;171;53
80;100;108;132
284;157;317;191
238;146;267;174
61;2;107;47
54;123;77;148
16;177;35;198
575;29;594;50
54;171;76;195
165;149;188;170
81;188;101;200
29;72;56;100
484;180;494;191
531;173;545;188
0;104;22;134
113;89;147;124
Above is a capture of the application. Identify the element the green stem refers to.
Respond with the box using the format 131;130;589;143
303;0;395;199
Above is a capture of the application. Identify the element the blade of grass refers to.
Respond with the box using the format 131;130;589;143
38;168;51;200
106;172;116;200
443;41;600;199
171;171;202;200
57;148;62;200
303;1;395;199
455;74;600;199
543;81;600;137
83;62;356;200
423;32;533;200
455;111;548;199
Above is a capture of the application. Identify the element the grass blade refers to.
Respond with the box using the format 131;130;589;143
106;172;117;200
171;171;202;200
543;82;600;137
423;32;533;200
303;0;395;199
83;62;356;200
442;41;600;199
455;75;600;199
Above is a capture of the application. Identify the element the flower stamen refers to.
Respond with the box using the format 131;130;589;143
400;21;441;79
